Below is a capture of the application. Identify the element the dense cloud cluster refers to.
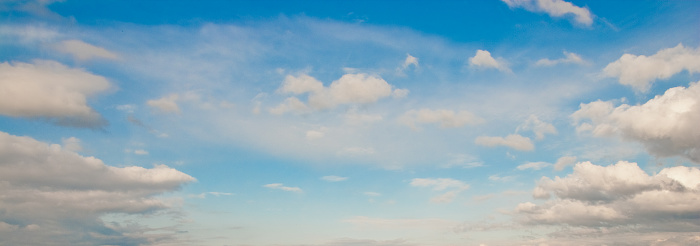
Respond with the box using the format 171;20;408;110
0;131;195;245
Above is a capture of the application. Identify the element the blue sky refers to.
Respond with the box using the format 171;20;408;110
1;0;700;245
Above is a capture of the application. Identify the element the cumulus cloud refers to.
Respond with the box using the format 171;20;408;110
274;73;407;113
603;44;700;91
411;178;469;203
475;134;535;151
572;81;700;162
54;39;119;61
518;161;700;234
399;108;483;130
147;94;181;114
0;60;110;128
0;131;195;245
264;183;303;193
502;0;593;26
535;51;587;66
321;175;348;182
517;115;557;140
468;50;510;72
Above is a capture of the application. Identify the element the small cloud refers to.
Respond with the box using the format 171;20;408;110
399;108;484;130
502;0;593;26
517;161;550;170
553;156;577;171
517;115;557;140
469;50;510;72
475;134;534;151
116;104;137;113
410;178;470;191
147;94;180;114
61;137;82;152
54;39;119;61
132;149;149;155
488;174;516;182
321;175;348;182
536;51;587;66
263;183;303;193
396;53;419;75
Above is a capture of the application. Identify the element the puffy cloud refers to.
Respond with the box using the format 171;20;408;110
553;155;577;171
399;108;484;130
517;115;557;140
0;131;195;245
603;44;700;91
517;161;700;232
0;60;110;128
475;134;535;151
535;51;587;66
468;50;510;72
321;175;348;182
517;161;550;170
147;94;181;114
263;183;303;193
275;73;407;113
502;0;593;26
54;39;119;61
572;81;700;162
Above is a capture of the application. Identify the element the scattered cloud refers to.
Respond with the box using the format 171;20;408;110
517;115;557;140
572;81;700;163
469;50;510;72
0;60;110;128
475;134;535;151
263;183;303;193
54;39;119;61
0;131;195;245
321;175;348;182
411;178;470;203
603;44;700;92
399;108;484;130
275;73;407;112
517;161;550;170
147;94;181;114
396;53;419;75
502;0;593;26
536;51;587;66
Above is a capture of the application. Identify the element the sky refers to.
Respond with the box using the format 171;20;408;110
1;0;700;245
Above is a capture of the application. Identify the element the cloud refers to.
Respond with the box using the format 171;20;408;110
399;108;484;130
54;39;119;61
0;130;195;245
411;178;469;203
502;0;593;26
572;81;700;162
343;216;457;230
535;51;587;66
0;60;110;128
396;53;419;75
275;73;407;113
517;115;557;140
603;44;700;92
475;134;535;151
263;183;303;193
469;50;510;72
321;175;348;182
363;192;382;197
147;94;181;114
517;161;550;170
552;156;577;171
517;161;700;235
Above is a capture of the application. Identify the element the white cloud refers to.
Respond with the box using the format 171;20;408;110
469;50;510;72
269;97;310;115
275;73;407;112
517;115;557;140
475;134;535;151
517;161;550;170
54;39;119;61
0;131;195;244
396;53;419;75
603;44;700;91
411;178;469;203
502;0;593;26
536;51;587;66
488;174;517;182
133;149;149;155
61;137;82;152
572;81;700;162
553;156;577;171
399;108;483;130
321;175;348;182
147;94;181;114
263;183;303;193
0;60;110;128
518;161;700;233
